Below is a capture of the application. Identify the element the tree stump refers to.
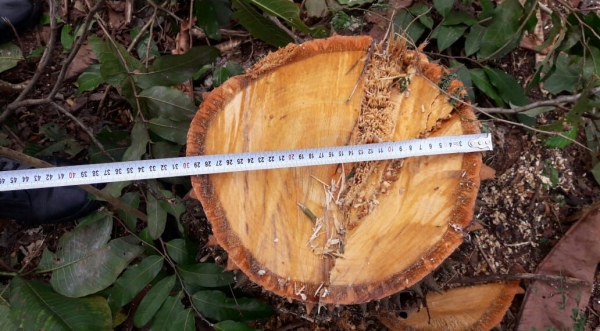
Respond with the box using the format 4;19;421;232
187;35;482;304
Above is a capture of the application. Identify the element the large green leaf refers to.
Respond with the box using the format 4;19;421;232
407;3;434;29
478;0;524;60
232;0;294;47
214;321;258;331
483;67;529;106
134;275;176;328
37;214;144;297
171;309;196;331
214;61;245;87
139;86;197;121
195;0;232;40
543;53;582;94
166;238;198;265
0;43;23;73
464;24;485;56
178;263;235;287
117;191;141;231
147;193;168;240
245;0;328;38
88;36;143;87
148;117;190;145
192;290;273;322
149;292;185;331
9;277;112;331
76;63;105;96
393;10;426;44
469;68;504;107
107;255;164;310
0;304;18;331
89;127;130;164
133;46;220;89
433;0;452;17
441;11;477;26
103;119;149;197
435;24;468;51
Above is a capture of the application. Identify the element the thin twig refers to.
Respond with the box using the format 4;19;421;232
447;272;589;287
0;146;148;222
50;102;115;162
267;15;302;43
478;86;600;114
473;235;497;273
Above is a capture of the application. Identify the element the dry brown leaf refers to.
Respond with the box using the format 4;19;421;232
516;209;600;330
378;281;522;331
172;18;194;55
65;42;97;80
479;164;496;181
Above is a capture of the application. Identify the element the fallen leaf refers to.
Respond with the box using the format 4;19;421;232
65;42;97;80
479;164;496;180
516;209;600;330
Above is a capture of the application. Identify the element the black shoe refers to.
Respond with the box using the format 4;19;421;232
0;0;42;44
0;156;104;224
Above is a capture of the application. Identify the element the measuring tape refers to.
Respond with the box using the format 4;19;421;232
0;134;492;191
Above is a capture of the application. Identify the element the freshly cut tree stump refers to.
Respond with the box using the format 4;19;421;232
187;35;482;304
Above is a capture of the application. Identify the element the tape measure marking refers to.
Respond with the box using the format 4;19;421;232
0;134;492;191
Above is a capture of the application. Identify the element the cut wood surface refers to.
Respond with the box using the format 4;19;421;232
377;281;523;331
187;35;482;304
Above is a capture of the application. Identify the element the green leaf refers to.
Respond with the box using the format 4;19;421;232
545;127;577;148
450;61;474;102
592;162;600;186
393;10;426;44
133;46;220;89
89;127;130;163
232;0;294;47
478;0;494;20
0;304;18;331
464;24;485;56
178;263;235;287
441;11;477;26
195;0;233;40
192;290;273;322
131;29;160;61
0;42;23;73
433;0;453;17
103;119;149;197
37;214;144;297
147;193;168;240
109;255;164;309
435;24;468;51
214;61;245;87
483;67;529;106
76;64;105;96
478;0;524;60
408;3;433;29
157;189;186;221
469;68;504;107
166;239;198;265
61;24;75;51
139;86;197;121
88;36;143;87
38;214;143;297
516;106;554;126
152;141;181;159
118;191;141;231
543;53;581;94
149;292;185;331
134;275;176;328
148;117;190;145
245;0;328;38
214;321;258;331
10;277;112;331
171;309;196;331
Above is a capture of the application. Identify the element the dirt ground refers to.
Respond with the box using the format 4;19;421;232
1;2;600;331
